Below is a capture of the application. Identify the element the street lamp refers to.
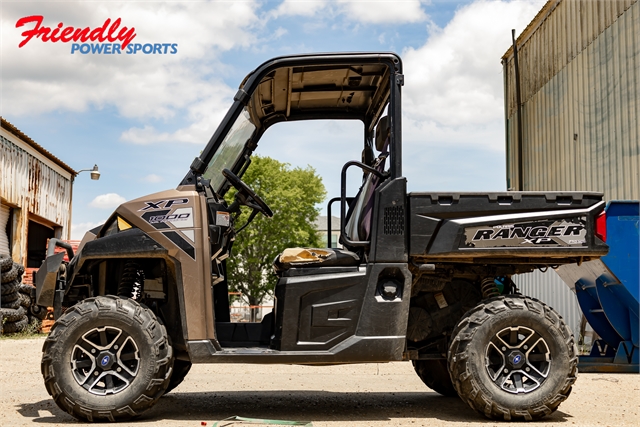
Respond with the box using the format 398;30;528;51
77;164;100;180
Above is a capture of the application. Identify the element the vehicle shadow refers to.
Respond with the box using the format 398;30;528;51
18;390;572;425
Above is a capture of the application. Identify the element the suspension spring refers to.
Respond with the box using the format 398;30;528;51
481;277;501;299
117;262;144;300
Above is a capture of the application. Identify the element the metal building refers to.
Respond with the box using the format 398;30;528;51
502;0;639;199
0;117;76;267
501;0;639;339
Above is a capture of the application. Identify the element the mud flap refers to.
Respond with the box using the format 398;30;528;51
34;252;65;307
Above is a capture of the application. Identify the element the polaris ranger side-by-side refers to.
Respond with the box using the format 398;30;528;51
36;53;608;422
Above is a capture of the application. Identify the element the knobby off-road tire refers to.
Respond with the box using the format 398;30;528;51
164;359;192;394
42;295;174;422
1;263;23;283
2;290;20;304
448;295;577;421
413;359;457;397
1;279;19;295
3;316;29;333
18;293;31;307
1;305;26;322
2;294;22;309
0;254;12;272
18;283;35;295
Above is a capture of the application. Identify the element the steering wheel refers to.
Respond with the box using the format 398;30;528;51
222;168;273;218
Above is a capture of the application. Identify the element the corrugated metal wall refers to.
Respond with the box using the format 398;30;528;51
503;0;639;199
0;135;72;235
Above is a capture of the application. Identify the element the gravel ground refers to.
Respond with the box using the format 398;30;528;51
1;337;638;427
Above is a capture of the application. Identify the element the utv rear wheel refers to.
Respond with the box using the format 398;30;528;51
412;359;457;397
41;296;173;422
448;296;577;421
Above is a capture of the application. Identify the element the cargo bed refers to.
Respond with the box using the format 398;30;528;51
408;191;608;261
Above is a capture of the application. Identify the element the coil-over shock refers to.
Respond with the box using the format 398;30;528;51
480;276;518;299
118;262;144;300
480;277;501;299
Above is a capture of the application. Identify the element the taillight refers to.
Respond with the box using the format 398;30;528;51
595;210;606;242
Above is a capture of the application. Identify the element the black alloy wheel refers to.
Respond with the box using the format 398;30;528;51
485;326;551;394
71;325;141;396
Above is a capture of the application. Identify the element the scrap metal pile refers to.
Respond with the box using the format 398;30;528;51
1;254;47;334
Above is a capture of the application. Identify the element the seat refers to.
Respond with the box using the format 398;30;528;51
273;247;360;274
274;116;390;274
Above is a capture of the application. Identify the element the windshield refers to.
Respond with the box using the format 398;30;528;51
203;108;256;191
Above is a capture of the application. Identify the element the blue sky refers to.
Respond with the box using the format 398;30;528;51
1;0;545;239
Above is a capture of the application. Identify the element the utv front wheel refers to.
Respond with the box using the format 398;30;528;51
448;296;577;421
164;359;192;394
41;296;173;422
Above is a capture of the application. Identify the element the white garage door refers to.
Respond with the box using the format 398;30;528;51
0;203;10;256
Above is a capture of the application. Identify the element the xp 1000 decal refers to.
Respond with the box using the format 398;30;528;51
463;217;587;248
137;198;196;259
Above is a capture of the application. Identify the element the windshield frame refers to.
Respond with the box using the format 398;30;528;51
201;108;257;192
180;53;403;191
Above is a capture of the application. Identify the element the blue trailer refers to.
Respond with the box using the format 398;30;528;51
556;201;639;372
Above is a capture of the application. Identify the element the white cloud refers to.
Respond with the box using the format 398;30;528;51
120;125;170;145
1;2;260;124
142;173;163;183
337;0;429;23
402;0;545;151
271;0;329;18
71;221;104;240
270;0;429;24
90;193;126;209
1;1;432;148
120;79;235;144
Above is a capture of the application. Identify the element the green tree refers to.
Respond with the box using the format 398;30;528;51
226;155;326;317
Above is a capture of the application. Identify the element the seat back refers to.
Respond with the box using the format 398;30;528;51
344;117;390;243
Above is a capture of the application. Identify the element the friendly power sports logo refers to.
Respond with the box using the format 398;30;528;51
15;15;178;55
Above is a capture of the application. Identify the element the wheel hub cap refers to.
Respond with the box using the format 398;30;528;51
97;352;115;370
485;326;551;394
71;326;140;396
507;351;526;369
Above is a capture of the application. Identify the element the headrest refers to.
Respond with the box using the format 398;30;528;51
375;116;390;152
362;146;374;166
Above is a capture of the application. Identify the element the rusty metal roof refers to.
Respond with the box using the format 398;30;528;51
502;0;559;61
1;116;76;175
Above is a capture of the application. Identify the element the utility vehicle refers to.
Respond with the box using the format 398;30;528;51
36;53;608;422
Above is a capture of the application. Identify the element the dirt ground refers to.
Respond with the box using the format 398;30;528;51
0;337;638;427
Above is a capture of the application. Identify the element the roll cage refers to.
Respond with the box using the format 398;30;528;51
180;52;405;195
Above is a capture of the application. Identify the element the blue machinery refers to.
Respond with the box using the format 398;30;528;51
556;201;639;373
